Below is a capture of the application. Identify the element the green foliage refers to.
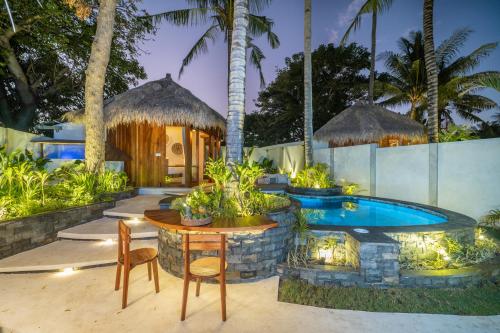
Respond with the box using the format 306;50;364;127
146;0;279;86
439;124;479;142
481;209;500;227
244;43;371;146
0;0;155;130
342;183;361;195
255;157;278;174
292;163;333;189
378;29;498;125
278;279;500;315
400;230;499;270
0;148;129;221
173;158;290;219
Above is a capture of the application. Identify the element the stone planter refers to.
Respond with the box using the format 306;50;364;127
0;190;135;260
157;204;297;283
286;186;343;196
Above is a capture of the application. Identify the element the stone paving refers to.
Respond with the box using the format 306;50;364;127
0;267;498;333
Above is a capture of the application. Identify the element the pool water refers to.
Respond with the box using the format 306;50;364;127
291;196;447;227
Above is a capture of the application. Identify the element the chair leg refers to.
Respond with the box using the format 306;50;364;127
122;266;130;309
147;262;152;281
181;272;190;321
115;263;121;291
152;258;160;293
220;275;226;321
196;277;201;297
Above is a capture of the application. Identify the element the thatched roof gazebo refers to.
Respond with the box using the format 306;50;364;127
314;102;427;148
65;74;225;187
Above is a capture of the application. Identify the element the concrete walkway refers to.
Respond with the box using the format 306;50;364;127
0;266;498;333
103;195;164;218
58;217;158;240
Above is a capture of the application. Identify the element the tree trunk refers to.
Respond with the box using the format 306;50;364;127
369;8;377;105
410;101;417;120
303;0;314;167
423;0;439;143
226;0;249;165
0;37;38;130
84;0;117;173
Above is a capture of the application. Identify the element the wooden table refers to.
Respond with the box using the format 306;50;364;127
144;209;278;233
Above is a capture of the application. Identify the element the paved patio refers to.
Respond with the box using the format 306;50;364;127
0;266;498;333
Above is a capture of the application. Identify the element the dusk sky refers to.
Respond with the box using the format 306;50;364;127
138;0;500;122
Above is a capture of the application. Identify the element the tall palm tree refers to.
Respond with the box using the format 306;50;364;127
148;0;279;87
226;0;249;166
378;29;498;125
303;0;313;166
84;0;117;172
341;0;394;105
423;0;438;142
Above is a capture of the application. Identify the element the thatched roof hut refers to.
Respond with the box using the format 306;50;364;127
64;74;225;132
64;74;224;187
314;102;427;147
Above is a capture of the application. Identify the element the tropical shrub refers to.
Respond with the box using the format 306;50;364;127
291;163;333;189
400;230;499;270
481;209;500;227
0;147;129;221
439;125;479;142
172;158;291;218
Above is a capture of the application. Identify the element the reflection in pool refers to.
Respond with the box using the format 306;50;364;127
291;195;447;227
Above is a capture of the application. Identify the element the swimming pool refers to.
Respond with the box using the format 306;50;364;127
290;195;448;227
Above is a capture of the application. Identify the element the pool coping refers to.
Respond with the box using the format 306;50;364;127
289;194;477;234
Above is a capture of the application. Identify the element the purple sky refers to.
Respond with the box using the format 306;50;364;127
137;0;500;122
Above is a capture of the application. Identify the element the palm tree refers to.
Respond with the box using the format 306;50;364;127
84;0;117;172
148;0;279;87
303;0;313;166
423;0;438;142
341;0;394;105
226;0;249;166
378;29;498;125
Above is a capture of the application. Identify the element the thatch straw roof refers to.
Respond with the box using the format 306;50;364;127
64;74;225;132
314;101;426;147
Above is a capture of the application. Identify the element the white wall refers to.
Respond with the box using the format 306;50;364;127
0;127;39;154
438;138;500;220
252;138;500;220
333;144;373;195
376;144;430;204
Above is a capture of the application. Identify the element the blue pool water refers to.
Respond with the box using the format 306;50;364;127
291;196;447;227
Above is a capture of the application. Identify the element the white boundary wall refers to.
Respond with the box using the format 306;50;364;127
249;138;500;220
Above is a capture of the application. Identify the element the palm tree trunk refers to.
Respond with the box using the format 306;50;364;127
226;0;249;165
303;0;314;167
423;0;439;143
368;8;377;105
84;0;117;173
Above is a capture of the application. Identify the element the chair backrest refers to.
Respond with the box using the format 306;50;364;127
118;220;131;265
182;234;227;273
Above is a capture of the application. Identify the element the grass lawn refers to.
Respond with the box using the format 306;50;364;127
278;279;500;315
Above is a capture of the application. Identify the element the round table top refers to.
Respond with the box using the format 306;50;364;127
144;209;278;233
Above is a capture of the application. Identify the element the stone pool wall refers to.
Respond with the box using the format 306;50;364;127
157;206;296;283
387;228;475;262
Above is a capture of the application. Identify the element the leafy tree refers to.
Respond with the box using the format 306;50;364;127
245;43;370;146
341;0;394;105
146;0;279;86
0;0;154;131
378;29;499;125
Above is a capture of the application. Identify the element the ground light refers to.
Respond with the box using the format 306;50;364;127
54;267;78;277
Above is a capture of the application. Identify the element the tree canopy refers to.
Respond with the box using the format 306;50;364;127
377;28;499;125
244;43;371;146
0;0;155;131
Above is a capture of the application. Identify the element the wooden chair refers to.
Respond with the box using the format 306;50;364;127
181;234;227;321
115;220;159;309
